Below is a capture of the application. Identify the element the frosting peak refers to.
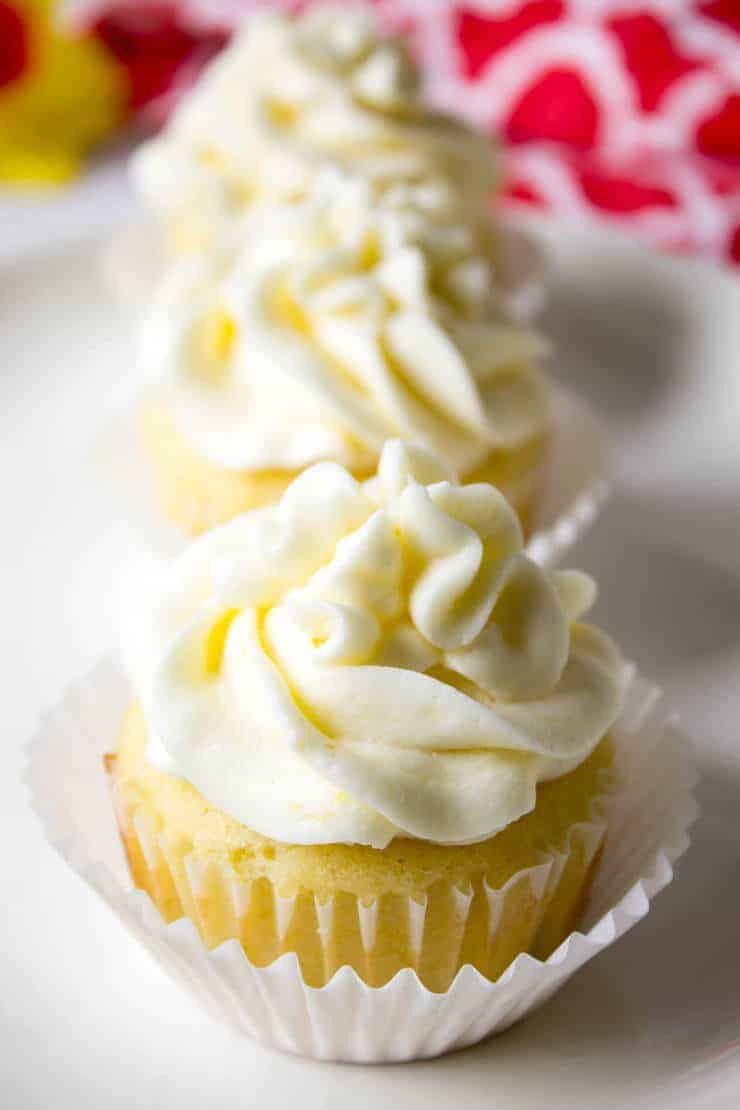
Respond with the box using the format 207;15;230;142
131;7;499;249
140;173;549;476
127;441;623;849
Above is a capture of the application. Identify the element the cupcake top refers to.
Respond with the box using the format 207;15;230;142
126;441;624;849
140;172;549;477
131;6;498;249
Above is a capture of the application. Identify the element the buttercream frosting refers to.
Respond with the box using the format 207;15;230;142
132;7;499;248
140;171;549;476
125;440;624;849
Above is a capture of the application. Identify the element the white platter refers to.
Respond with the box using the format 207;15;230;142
1;201;739;1108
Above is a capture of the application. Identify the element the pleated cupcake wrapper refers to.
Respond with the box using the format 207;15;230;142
89;382;611;569
26;659;697;1062
113;785;607;995
102;216;548;324
493;220;549;322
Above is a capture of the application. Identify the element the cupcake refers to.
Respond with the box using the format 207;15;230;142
138;172;551;536
131;7;499;256
126;8;546;319
111;439;624;994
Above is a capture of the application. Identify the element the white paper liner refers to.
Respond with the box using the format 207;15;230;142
89;383;611;569
495;220;549;322
526;386;611;566
26;660;697;1062
101;214;548;324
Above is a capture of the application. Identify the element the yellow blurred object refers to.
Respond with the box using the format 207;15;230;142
0;1;126;186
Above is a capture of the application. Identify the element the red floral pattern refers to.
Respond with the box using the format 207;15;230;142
606;13;702;113
506;68;600;148
92;2;227;115
0;2;28;90
413;0;740;265
456;2;565;79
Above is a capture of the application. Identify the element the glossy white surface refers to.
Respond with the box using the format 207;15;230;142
1;209;739;1107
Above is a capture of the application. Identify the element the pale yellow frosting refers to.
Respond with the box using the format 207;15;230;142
132;6;499;249
125;441;624;849
140;172;549;477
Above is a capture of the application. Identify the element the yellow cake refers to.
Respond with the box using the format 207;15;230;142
140;398;548;538
113;440;624;993
110;705;612;992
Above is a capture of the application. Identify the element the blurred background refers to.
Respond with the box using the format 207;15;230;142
1;0;738;262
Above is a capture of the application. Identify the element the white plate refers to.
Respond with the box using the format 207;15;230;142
1;209;739;1108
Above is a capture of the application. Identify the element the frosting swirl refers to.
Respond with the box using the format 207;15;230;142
126;441;624;849
131;7;499;249
140;172;549;476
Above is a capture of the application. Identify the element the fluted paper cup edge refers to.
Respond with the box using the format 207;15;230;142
25;659;697;1062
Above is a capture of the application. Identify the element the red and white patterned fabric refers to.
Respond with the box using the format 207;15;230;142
408;0;740;265
79;0;740;264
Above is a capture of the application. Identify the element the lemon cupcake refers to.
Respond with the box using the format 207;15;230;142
131;6;499;256
138;173;551;536
111;440;624;993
